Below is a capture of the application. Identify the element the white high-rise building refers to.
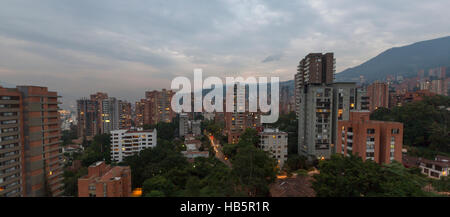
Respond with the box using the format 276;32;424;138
110;128;157;162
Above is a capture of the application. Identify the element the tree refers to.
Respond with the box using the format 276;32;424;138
231;144;277;196
143;175;174;197
312;154;430;197
370;95;450;154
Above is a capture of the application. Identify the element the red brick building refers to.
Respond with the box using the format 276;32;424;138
78;161;131;197
337;111;403;164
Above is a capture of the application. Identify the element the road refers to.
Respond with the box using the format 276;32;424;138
207;133;232;168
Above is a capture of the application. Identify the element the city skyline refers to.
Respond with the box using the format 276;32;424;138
1;0;450;109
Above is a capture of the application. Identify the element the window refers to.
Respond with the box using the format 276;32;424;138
367;128;375;134
391;128;400;134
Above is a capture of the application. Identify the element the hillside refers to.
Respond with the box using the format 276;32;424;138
335;36;450;82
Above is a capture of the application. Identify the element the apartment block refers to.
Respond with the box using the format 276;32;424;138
101;97;119;134
17;86;64;197
297;84;334;159
259;128;288;168
337;111;403;164
77;98;97;139
144;89;175;125
0;87;25;197
134;99;145;128
90;92;108;135
110;129;157;162
367;82;389;112
224;83;262;144
179;113;189;137
78;161;131;197
419;155;449;179
118;100;132;130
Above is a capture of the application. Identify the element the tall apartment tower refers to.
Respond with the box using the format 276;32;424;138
224;83;261;144
90;92;108;135
296;53;352;160
295;53;335;117
0;86;25;197
144;89;175;125
134;99;145;128
16;86;64;197
118;100;132;130
76;98;97;139
331;82;358;153
179;113;189;137
367;82;389;112
101;97;119;134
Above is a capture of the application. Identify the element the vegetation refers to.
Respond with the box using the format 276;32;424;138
61;125;77;146
371;95;450;155
312;154;436;197
267;111;298;155
432;176;450;192
62;133;111;196
121;127;277;197
62;167;87;196
79;133;112;166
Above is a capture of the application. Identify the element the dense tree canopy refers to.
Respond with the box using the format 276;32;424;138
371;95;450;154
312;154;434;197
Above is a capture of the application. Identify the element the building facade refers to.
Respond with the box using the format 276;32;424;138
101;97;119;134
0;86;25;197
78;161;131;197
179;113;189;137
76;98;97;139
259;128;288;168
118;100;132;130
337;111;403;164
144;89;175;125
134;99;145;128
110;129;157;162
17;86;64;197
367;82;389;112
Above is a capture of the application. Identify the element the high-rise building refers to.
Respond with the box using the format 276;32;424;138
296;53;342;160
356;87;370;111
297;85;334;159
134;99;145;128
77;98;97;139
337;111;403;164
118;100;132;130
367;82;389;112
259;128;288;168
110;129;157;162
224;83;261;144
144;89;175;125
78;161;131;197
101;97;119;134
16;86;64;197
90;92;108;135
179;113;189;137
0;86;25;197
331;82;358;152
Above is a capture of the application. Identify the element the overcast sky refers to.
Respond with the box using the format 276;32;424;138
1;0;449;109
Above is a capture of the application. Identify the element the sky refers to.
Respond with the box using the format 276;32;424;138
1;0;449;109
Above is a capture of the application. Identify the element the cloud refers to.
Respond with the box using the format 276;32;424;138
262;54;283;63
0;0;449;109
